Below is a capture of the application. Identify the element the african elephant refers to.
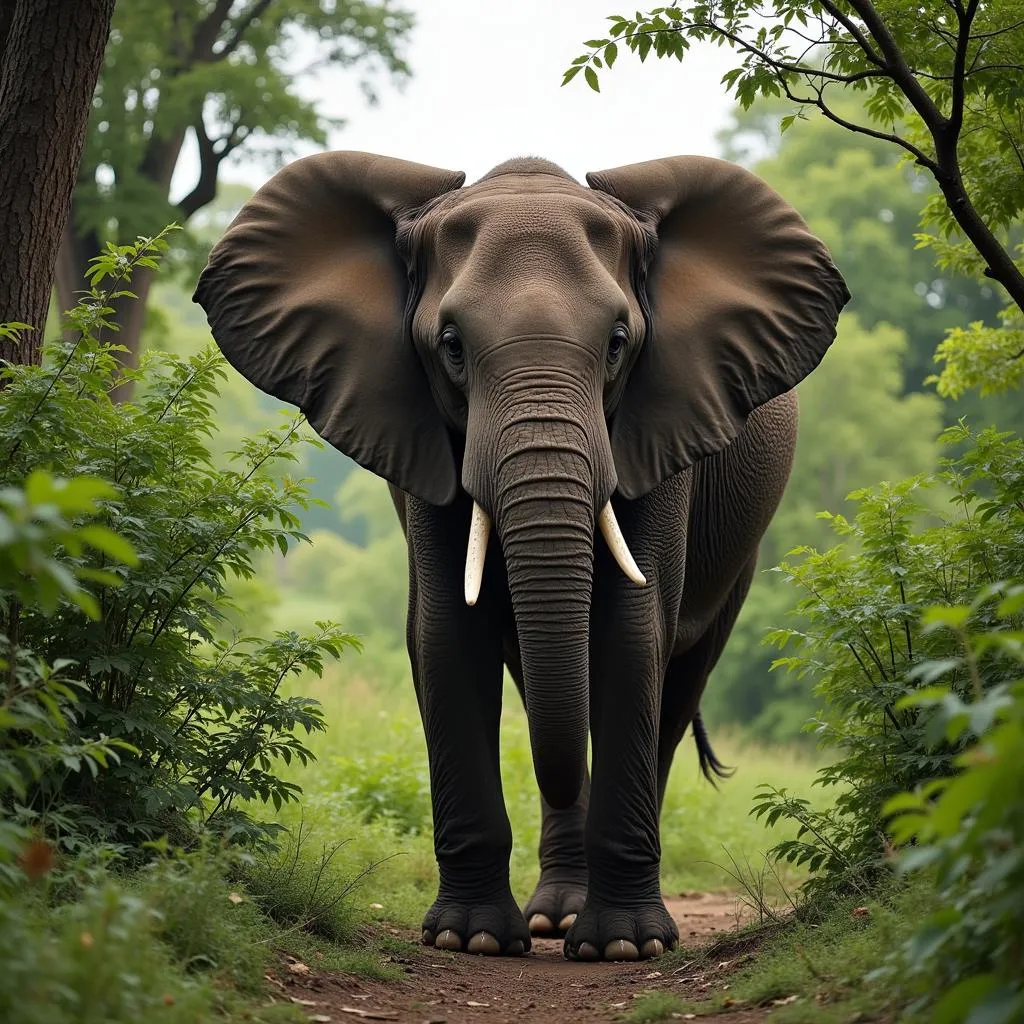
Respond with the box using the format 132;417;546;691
194;151;848;962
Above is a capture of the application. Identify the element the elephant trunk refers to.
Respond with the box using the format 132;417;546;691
490;401;600;810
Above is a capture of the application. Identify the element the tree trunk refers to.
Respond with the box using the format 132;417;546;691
0;0;115;365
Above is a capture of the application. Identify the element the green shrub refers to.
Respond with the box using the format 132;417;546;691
756;423;1024;897
0;882;213;1024
132;839;271;990
242;819;367;942
0;471;137;883
0;234;359;850
879;591;1024;1022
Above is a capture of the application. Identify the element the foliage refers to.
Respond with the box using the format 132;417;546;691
930;294;1024;400
671;880;937;1022
135;839;269;990
331;751;431;835
280;471;408;683
0;470;140;885
878;594;1024;1023
76;0;414;263
242;819;374;942
0;233;358;850
0;881;215;1024
754;422;1024;897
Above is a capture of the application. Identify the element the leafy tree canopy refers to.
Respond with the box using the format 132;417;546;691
78;0;412;248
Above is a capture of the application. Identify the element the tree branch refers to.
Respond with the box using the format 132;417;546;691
948;0;980;138
769;69;939;173
686;20;887;87
215;0;275;60
817;0;886;66
845;0;948;132
175;117;221;218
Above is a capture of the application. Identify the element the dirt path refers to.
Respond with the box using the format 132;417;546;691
274;893;768;1024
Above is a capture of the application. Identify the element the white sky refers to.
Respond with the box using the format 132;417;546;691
175;0;738;196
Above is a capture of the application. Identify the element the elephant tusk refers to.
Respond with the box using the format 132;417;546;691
599;502;647;587
464;501;491;606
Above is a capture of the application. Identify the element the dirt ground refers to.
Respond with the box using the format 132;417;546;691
271;892;773;1024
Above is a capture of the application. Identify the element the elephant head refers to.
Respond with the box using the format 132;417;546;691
194;151;848;809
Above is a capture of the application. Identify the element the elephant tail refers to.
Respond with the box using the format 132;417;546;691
692;710;734;787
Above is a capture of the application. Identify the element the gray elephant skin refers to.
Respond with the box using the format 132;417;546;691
194;151;849;963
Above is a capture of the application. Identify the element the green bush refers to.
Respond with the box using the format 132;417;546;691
0;471;137;883
880;591;1024;1022
0;882;213;1024
756;423;1024;897
0;233;358;850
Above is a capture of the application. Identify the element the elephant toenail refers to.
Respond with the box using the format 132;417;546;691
506;939;526;957
529;913;555;935
434;928;463;952
641;938;664;958
558;913;577;931
421;929;434;945
577;941;600;961
467;931;500;955
604;939;640;961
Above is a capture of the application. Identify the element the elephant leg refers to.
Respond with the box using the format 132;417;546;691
564;478;688;963
657;554;757;808
504;638;589;937
405;497;530;957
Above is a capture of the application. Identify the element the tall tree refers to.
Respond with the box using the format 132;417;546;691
60;0;414;388
0;0;115;365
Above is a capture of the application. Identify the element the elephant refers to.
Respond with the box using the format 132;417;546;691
194;150;849;963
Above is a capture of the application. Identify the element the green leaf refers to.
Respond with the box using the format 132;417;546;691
585;66;600;92
604;42;618;68
76;525;139;566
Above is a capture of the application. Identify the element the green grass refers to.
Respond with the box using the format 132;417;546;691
267;662;826;931
627;878;937;1023
0;856;309;1024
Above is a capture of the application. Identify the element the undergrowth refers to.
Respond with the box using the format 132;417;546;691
0;235;380;1021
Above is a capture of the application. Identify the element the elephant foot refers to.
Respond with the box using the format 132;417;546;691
421;889;531;957
563;896;678;962
524;869;588;937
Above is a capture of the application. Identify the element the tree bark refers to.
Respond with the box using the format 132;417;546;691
0;0;115;365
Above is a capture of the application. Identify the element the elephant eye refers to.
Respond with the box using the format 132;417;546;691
607;325;629;364
440;326;464;368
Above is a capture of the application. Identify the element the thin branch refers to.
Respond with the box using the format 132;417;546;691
176;117;221;218
688;20;887;86
948;0;981;138
967;17;1024;39
215;0;275;60
817;0;886;65
845;0;948;132
768;66;939;172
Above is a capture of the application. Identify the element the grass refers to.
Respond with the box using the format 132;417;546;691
265;659;826;934
622;877;937;1023
0;855;309;1024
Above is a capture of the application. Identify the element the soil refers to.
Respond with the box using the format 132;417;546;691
271;893;774;1024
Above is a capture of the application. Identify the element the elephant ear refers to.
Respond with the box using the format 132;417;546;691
193;150;466;505
587;156;849;500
